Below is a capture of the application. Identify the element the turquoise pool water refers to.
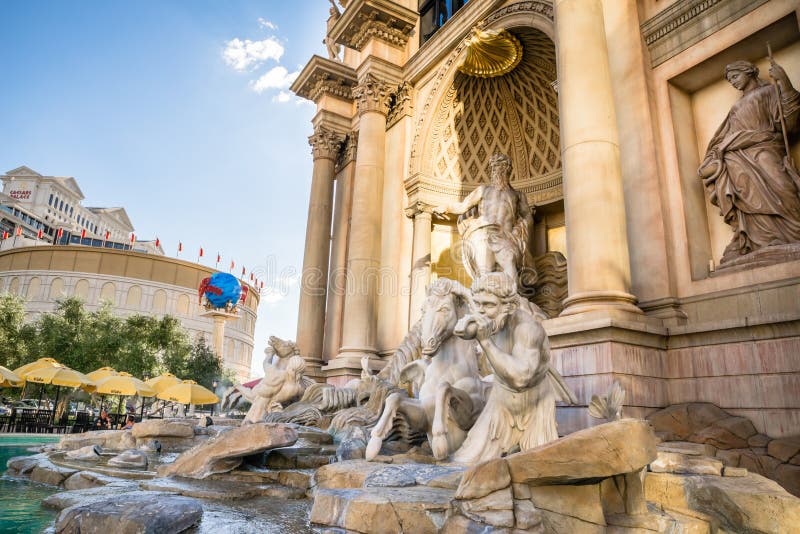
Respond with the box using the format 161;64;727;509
0;436;61;534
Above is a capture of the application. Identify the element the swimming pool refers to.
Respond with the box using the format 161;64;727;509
0;435;61;534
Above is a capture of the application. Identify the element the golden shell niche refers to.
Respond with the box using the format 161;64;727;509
457;29;523;78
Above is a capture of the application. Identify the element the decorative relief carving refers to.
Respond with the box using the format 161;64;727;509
336;131;358;171
640;0;769;67
483;0;553;26
333;0;417;51
387;82;414;128
309;126;346;161
353;73;392;116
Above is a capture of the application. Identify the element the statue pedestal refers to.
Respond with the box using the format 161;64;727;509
712;243;800;276
199;310;239;362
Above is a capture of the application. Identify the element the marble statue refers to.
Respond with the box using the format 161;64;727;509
451;272;560;463
698;59;800;263
324;0;342;61
264;335;301;368
241;356;307;424
433;152;535;288
366;278;489;461
588;380;625;421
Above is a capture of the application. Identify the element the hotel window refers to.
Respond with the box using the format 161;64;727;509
419;0;467;44
59;200;63;211
48;194;53;206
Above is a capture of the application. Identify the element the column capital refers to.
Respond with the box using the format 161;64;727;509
336;131;359;171
404;201;434;219
353;73;392;116
309;126;346;161
387;81;414;128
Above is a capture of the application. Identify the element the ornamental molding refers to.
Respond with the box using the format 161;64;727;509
640;0;769;67
335;131;359;172
290;55;358;103
353;73;393;116
309;126;346;161
387;82;414;128
331;0;417;51
404;201;435;219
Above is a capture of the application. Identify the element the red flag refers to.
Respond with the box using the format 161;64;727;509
81;229;86;239
57;228;63;238
241;266;246;276
105;230;110;240
199;247;204;257
130;233;136;244
230;260;234;270
250;272;254;281
37;229;43;239
260;281;264;289
155;237;160;248
178;242;183;252
2;232;7;240
216;253;221;263
15;227;22;236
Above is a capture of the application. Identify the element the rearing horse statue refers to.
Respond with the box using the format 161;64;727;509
366;278;489;461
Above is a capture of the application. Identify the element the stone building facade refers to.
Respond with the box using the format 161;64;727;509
0;247;259;382
291;0;800;437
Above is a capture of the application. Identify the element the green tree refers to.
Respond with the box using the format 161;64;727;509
0;293;33;369
174;337;222;389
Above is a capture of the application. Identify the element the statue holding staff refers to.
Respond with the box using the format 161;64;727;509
698;57;800;263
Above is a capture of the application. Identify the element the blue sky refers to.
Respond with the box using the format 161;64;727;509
0;1;331;376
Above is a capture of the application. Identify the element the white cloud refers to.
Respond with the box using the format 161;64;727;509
258;18;278;30
260;291;286;304
223;37;284;71
272;91;292;103
250;66;300;94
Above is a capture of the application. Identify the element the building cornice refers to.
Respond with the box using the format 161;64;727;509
290;55;358;103
330;0;417;51
640;0;769;67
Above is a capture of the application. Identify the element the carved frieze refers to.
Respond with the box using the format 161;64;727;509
309;126;346;161
353;73;392;116
290;55;357;104
640;0;769;67
387;82;414;128
330;0;417;51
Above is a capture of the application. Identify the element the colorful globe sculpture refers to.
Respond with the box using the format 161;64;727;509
199;272;242;309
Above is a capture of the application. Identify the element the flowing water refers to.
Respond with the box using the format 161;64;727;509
0;436;61;534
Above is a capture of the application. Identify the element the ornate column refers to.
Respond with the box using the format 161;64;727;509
406;203;432;325
296;126;344;377
335;73;392;366
555;0;641;316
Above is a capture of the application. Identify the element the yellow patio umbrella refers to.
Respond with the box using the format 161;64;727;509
13;357;61;380
87;367;118;382
157;380;219;406
24;365;95;424
145;372;180;394
0;365;23;388
94;372;156;420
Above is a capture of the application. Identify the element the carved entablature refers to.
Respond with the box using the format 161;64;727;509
335;131;359;172
331;0;417;51
387;82;414;128
640;0;768;67
290;55;358;104
353;73;392;116
309;126;346;161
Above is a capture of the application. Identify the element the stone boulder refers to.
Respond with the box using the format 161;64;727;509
108;449;148;468
158;422;297;479
646;471;800;533
59;430;136;452
336;425;367;461
768;436;800;463
504;419;657;486
63;471;123;491
131;419;195;439
6;453;47;476
30;459;78;487
649;451;723;476
55;492;202;534
65;445;103;462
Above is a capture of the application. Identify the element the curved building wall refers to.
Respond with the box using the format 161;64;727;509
0;246;258;382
